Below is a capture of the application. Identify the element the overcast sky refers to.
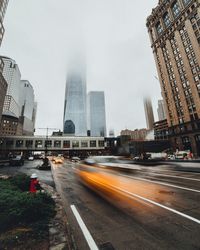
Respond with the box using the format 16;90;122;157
1;0;161;135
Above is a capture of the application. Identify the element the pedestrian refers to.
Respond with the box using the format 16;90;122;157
29;173;40;193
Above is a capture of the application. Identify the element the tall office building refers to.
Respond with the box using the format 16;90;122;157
144;97;155;130
0;59;37;136
88;91;106;137
1;56;21;117
147;0;200;155
0;0;9;125
157;99;167;121
0;0;9;46
63;70;87;136
18;80;36;135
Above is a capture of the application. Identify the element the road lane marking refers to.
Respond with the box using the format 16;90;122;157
86;176;200;225
70;205;99;250
120;174;200;193
148;169;200;176
149;172;200;182
115;186;200;225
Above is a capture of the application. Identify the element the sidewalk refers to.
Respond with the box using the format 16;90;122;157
41;182;71;250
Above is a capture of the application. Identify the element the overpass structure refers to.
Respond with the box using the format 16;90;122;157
0;136;105;156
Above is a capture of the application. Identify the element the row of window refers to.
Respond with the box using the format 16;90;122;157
155;0;193;36
179;26;200;97
2;139;105;149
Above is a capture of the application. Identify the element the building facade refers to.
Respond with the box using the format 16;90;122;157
157;99;167;121
1;56;21;117
0;63;7;123
0;113;18;136
0;0;9;46
0;0;9;126
120;128;150;141
88;91;107;137
147;0;200;156
19;80;36;135
0;58;37;136
143;97;155;130
154;119;169;140
63;71;87;136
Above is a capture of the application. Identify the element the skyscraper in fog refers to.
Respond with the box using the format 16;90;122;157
63;69;87;136
88;91;106;137
144;97;155;130
157;99;166;121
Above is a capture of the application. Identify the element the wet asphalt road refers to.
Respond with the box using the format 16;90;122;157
51;161;200;250
1;160;200;249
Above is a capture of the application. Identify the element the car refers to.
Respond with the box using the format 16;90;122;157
71;156;80;163
53;157;64;164
168;155;175;160
9;155;24;166
28;156;34;161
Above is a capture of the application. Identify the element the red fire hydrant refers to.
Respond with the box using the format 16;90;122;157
29;173;39;193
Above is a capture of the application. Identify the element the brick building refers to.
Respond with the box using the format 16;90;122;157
147;0;200;156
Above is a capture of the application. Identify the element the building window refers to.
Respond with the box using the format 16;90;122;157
156;22;163;35
63;140;70;148
163;12;171;27
6;140;14;146
54;140;61;148
172;1;181;17
35;140;43;148
16;140;23;148
90;140;96;148
98;140;105;147
183;0;192;6
45;140;52;148
72;141;79;148
81;141;88;148
26;140;33;148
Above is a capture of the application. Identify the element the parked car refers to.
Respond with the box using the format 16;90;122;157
28;155;34;161
9;155;24;166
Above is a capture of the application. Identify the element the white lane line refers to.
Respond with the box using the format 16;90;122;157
120;174;200;193
141;172;200;182
70;205;99;250
149;169;200;176
86;177;200;225
115;186;200;225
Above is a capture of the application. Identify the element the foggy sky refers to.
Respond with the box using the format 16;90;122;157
0;0;160;135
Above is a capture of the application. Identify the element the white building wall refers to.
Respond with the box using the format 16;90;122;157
1;56;21;117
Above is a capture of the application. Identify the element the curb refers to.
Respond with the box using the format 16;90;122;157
40;182;71;250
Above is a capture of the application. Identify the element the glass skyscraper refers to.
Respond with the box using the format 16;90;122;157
63;71;87;136
88;91;106;137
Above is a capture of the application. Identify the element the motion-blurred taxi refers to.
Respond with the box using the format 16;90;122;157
75;156;137;210
52;156;64;164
